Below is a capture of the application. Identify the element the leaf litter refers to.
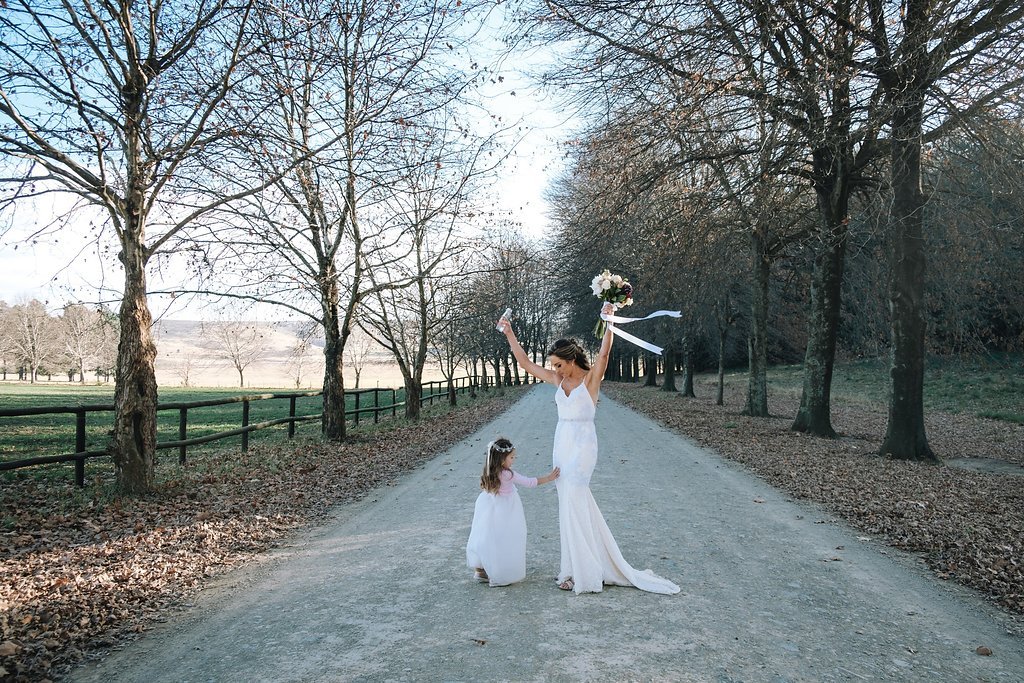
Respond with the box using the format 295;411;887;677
0;388;526;682
603;380;1024;627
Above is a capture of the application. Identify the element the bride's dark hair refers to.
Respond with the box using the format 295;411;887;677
547;338;590;371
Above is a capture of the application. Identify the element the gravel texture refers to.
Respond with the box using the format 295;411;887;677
64;385;1024;682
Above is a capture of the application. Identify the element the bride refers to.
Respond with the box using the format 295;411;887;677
498;305;679;595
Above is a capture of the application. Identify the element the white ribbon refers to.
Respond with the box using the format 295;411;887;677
599;309;681;355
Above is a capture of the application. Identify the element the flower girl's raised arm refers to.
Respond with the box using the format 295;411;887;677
497;313;558;385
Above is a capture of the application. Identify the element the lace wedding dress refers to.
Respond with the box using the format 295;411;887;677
553;381;680;595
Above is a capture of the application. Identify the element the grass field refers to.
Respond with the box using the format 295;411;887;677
716;353;1023;423
0;381;464;483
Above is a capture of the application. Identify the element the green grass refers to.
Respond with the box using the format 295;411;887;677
719;353;1023;423
0;382;430;479
923;354;1024;421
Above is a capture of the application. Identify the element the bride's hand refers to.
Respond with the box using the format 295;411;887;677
601;302;614;317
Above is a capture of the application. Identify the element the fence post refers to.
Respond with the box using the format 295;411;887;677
373;389;379;424
241;399;250;452
288;396;297;438
392;389;397;417
75;409;86;487
354;392;361;425
179;408;188;464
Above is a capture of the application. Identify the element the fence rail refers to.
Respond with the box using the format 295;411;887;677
1;375;491;486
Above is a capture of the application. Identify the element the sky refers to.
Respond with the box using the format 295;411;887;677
0;85;568;318
0;10;578;319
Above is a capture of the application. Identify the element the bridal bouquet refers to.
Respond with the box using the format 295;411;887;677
591;269;633;338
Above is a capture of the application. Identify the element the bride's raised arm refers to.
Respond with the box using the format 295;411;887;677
498;314;558;385
586;303;615;395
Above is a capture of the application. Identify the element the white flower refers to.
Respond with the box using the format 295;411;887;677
611;274;623;286
600;279;612;291
590;281;603;295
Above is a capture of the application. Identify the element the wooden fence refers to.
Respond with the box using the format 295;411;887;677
0;375;487;486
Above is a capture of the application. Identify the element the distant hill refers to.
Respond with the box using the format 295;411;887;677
151;320;442;389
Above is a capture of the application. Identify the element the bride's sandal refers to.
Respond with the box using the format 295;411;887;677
557;578;574;591
474;568;489;583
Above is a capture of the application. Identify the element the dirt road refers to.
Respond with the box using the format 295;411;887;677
71;386;1024;682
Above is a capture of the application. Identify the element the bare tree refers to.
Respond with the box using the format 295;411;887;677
0;0;271;492
203;322;268;387
535;0;1024;453
343;330;376;390
58;304;113;383
286;321;322;389
454;233;554;391
866;0;1024;461
189;0;493;438
429;308;468;406
536;0;876;428
174;351;200;388
7;300;58;383
359;126;493;420
0;301;14;380
93;310;119;383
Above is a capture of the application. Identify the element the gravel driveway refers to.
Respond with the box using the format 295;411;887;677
71;386;1024;682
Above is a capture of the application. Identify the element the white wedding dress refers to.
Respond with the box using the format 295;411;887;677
553;381;680;595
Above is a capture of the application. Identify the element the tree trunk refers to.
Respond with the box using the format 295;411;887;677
448;378;457;406
746;228;770;416
110;238;159;494
321;289;347;441
792;167;849;437
661;348;677;392
643;355;659;387
717;327;727;406
880;91;937;462
405;376;422;421
237;368;244;388
681;336;695;398
492;355;503;394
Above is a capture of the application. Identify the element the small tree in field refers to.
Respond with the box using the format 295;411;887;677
59;304;112;384
7;300;58;384
203;322;268;388
343;331;376;390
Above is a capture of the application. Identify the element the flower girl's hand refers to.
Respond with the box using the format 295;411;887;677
549;466;560;481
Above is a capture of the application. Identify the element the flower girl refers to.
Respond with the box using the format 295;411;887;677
466;437;559;586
